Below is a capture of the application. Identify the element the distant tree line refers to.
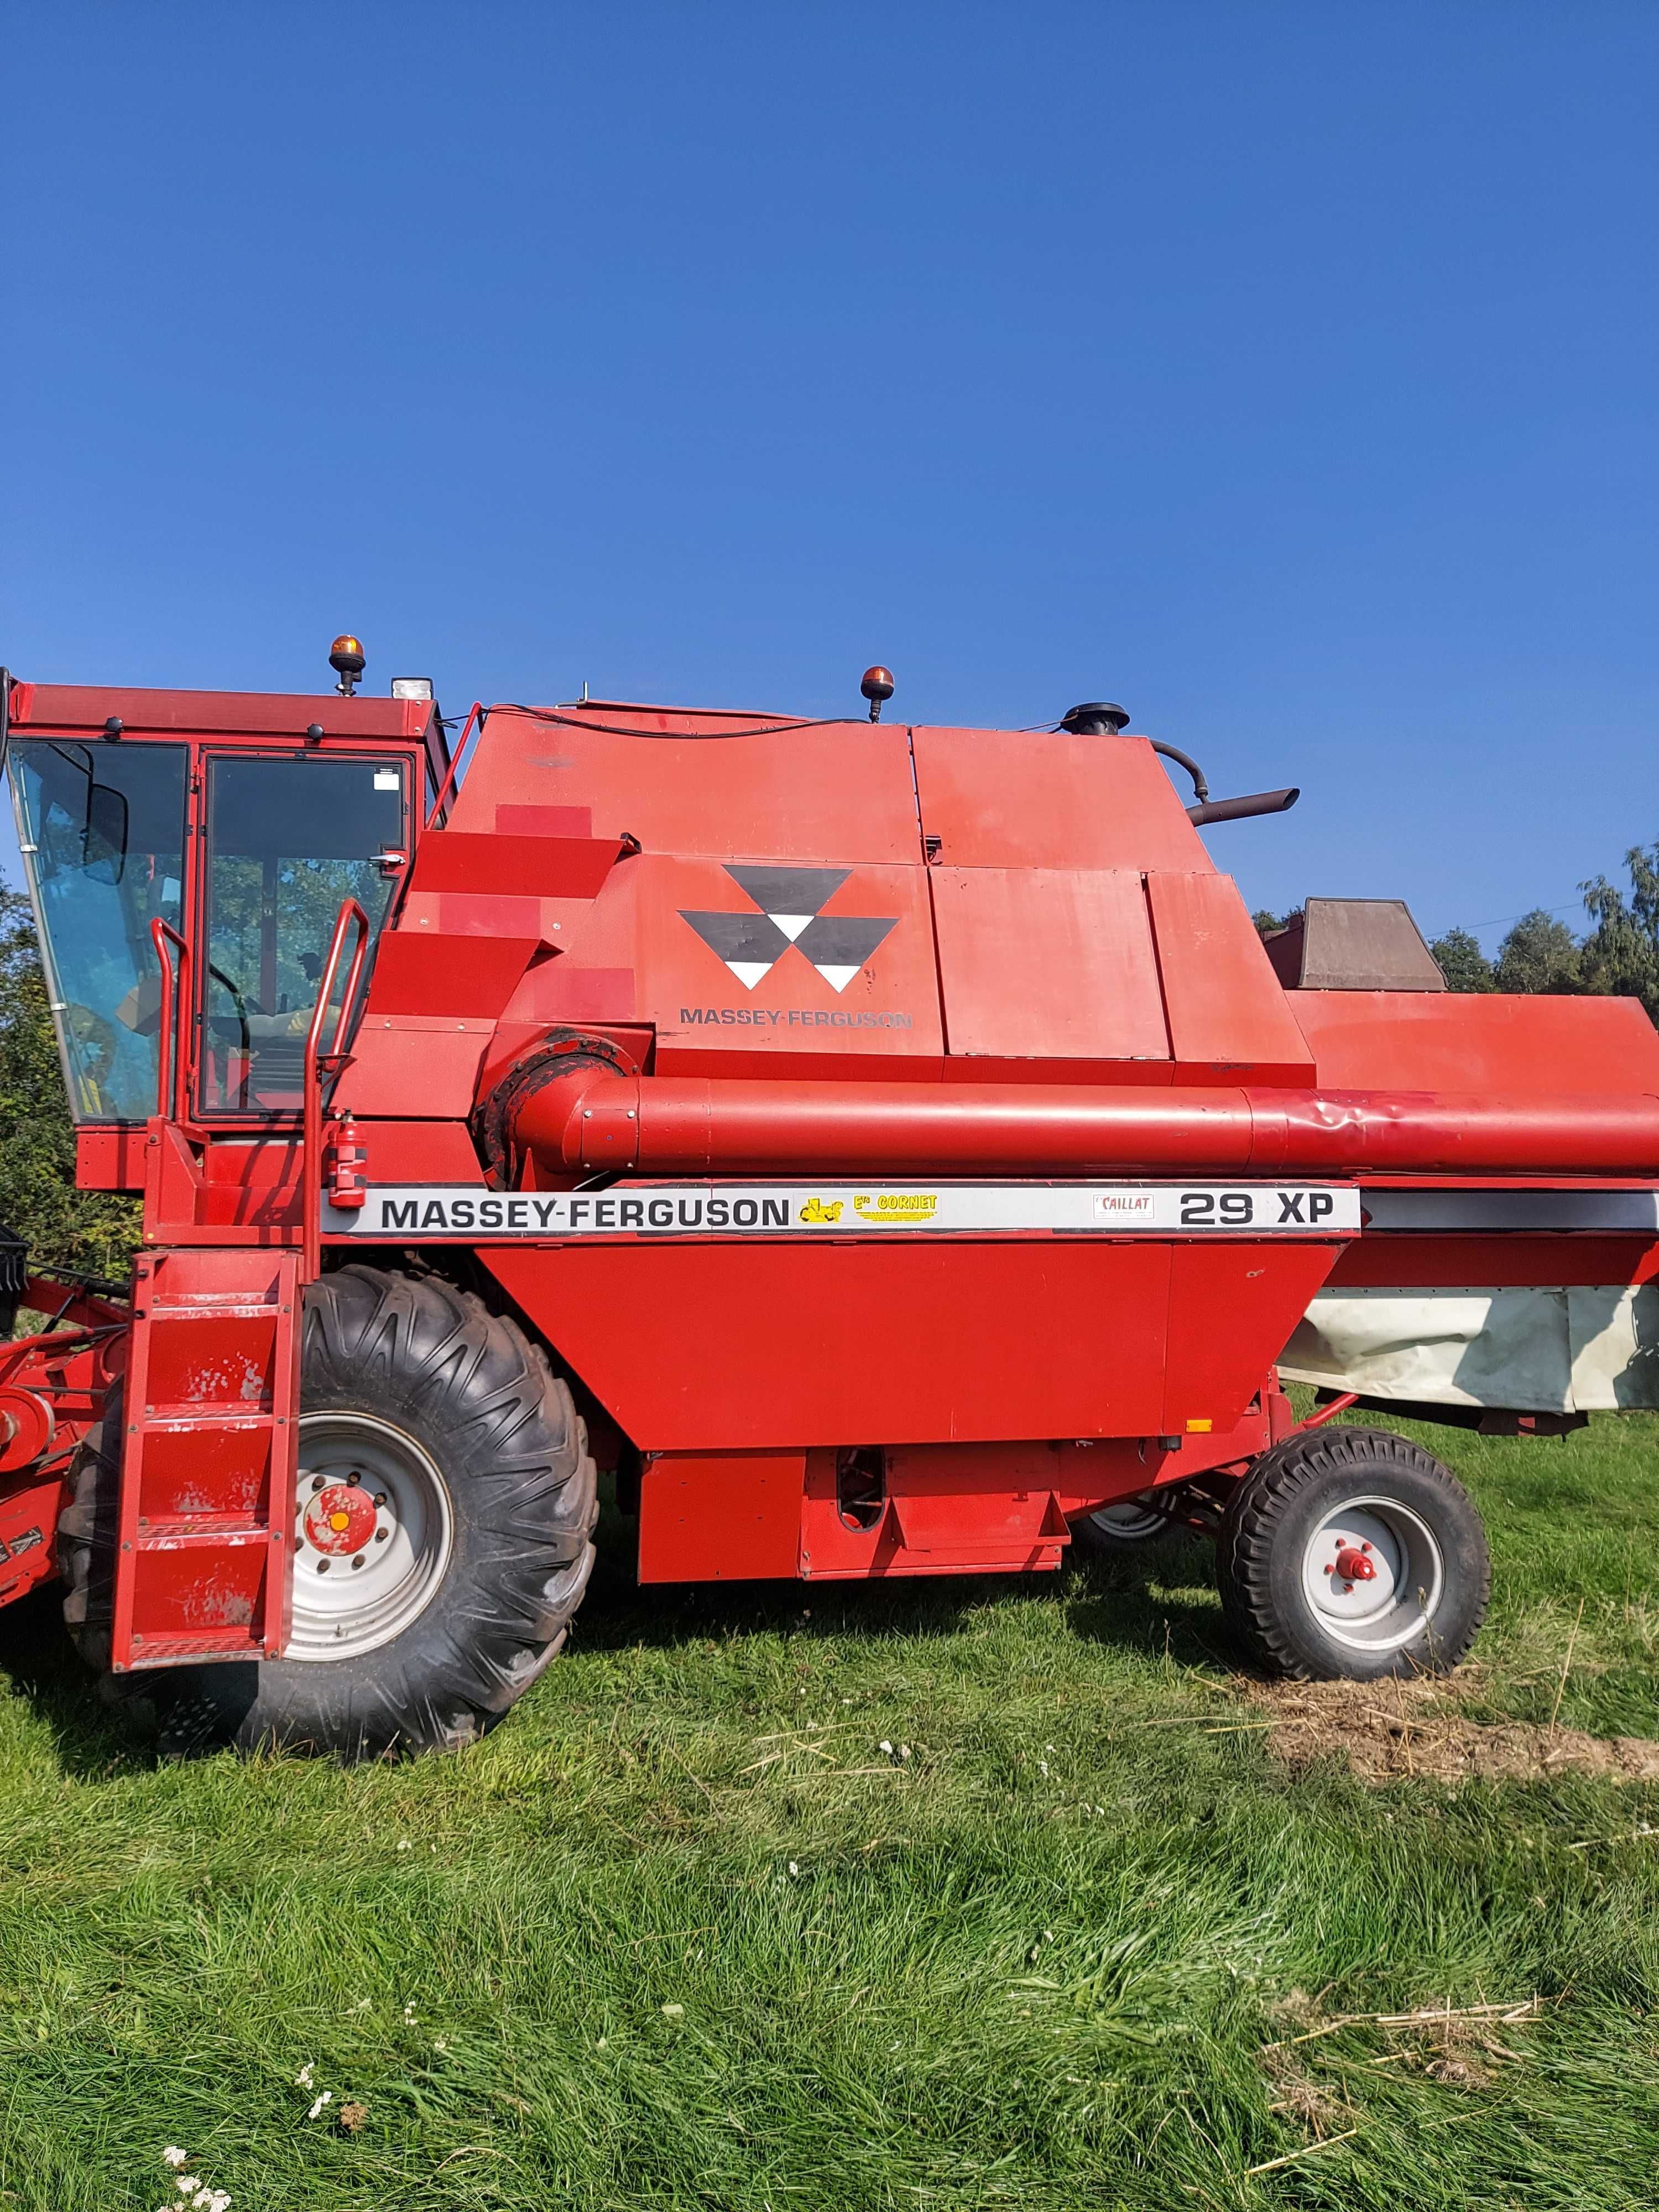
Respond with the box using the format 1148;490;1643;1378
1254;841;1659;1021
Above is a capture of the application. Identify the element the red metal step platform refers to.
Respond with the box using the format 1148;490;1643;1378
110;1247;300;1671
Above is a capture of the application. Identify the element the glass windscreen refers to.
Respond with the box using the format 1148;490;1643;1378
7;740;188;1120
201;755;405;1112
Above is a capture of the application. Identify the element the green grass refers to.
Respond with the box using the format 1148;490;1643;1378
1;1411;1657;2210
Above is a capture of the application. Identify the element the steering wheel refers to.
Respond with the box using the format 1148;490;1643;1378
207;963;255;1057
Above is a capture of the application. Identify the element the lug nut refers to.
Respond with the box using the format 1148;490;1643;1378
311;1475;326;1492
374;1527;389;1542
352;1555;366;1569
317;1559;330;1574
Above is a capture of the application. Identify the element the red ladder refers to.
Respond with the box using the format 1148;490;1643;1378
109;1246;301;1672
106;906;369;1671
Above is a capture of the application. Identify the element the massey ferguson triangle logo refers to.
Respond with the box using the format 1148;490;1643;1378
679;866;896;993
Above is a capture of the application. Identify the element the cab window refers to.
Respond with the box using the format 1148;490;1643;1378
201;754;406;1113
6;739;188;1120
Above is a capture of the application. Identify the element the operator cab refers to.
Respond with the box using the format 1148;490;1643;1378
197;754;405;1109
3;674;440;1126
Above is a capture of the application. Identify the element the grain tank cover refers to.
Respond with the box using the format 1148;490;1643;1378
1264;898;1447;992
406;700;1317;1089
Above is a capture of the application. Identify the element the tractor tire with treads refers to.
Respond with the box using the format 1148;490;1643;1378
61;1265;597;1757
1215;1425;1489;1681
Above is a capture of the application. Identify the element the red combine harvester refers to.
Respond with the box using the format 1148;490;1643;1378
1;644;1656;1756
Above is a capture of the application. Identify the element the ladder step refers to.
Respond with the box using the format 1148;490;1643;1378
137;1405;280;1431
144;1300;292;1322
127;1627;273;1668
135;1521;284;1552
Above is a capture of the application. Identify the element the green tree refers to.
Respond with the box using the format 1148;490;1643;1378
0;885;139;1280
1579;843;1659;1018
1428;927;1496;992
1493;908;1584;996
1252;905;1302;941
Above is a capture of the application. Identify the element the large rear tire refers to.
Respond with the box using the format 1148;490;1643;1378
1215;1425;1489;1681
61;1265;597;1757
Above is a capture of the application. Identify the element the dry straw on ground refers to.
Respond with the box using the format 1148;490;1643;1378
1245;1673;1659;1785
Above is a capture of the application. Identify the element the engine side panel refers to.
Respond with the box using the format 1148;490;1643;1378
483;1234;1339;1452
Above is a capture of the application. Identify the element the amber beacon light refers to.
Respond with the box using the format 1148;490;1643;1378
328;634;367;697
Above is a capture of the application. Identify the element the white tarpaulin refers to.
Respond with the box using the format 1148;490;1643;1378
1279;1285;1659;1412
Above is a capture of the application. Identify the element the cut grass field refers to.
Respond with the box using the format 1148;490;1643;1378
1;1407;1656;2210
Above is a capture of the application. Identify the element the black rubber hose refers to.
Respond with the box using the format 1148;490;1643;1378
1150;739;1209;804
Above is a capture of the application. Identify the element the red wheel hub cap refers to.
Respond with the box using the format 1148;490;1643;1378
302;1483;377;1557
1333;1545;1376;1582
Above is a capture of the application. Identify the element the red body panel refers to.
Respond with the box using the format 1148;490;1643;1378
931;867;1171;1068
638;1454;807;1581
637;1411;1284;1587
911;727;1213;872
483;1235;1336;1452
449;709;924;864
642;855;946;1068
1292;989;1659;1093
1146;872;1315;1084
9;682;430;744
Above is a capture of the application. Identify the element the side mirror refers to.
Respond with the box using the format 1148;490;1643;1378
82;780;130;885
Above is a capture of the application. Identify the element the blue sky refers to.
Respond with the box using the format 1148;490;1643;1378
4;2;1655;947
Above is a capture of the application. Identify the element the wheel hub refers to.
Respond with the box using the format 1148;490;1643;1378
288;1412;454;1662
1300;1495;1445;1653
301;1482;378;1557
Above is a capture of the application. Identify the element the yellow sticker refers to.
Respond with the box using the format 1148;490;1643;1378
853;1192;938;1219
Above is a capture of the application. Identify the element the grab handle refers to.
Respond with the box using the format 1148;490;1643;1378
149;917;191;1124
301;899;370;1281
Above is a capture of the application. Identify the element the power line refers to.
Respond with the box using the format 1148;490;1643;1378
1448;897;1587;933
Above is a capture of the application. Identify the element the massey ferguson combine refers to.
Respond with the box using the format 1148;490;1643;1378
1;643;1656;1756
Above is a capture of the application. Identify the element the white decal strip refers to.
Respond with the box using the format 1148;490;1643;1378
325;1182;1362;1239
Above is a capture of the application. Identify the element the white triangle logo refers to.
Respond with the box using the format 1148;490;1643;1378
813;964;862;994
726;961;774;991
769;912;813;942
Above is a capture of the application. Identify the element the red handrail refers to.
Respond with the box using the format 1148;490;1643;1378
149;917;191;1124
424;700;484;828
301;898;370;1281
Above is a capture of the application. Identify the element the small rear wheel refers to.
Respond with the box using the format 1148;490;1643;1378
1216;1425;1489;1680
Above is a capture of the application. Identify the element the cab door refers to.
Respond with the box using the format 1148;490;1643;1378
197;752;409;1114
